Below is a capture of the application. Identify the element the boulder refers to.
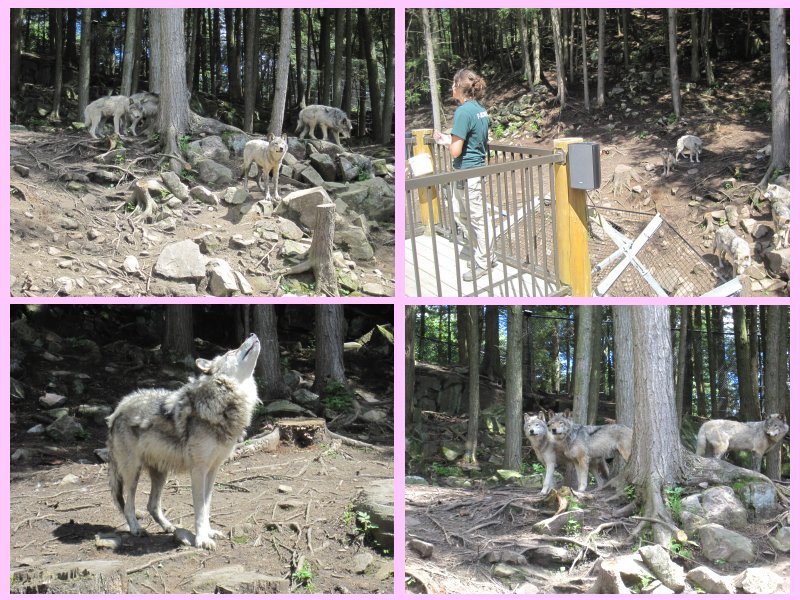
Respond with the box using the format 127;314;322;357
46;415;84;442
354;479;393;552
160;171;190;201
686;566;736;594
638;545;685;592
335;225;374;260
277;187;335;229
154;240;207;279
296;164;326;187
764;248;790;279
680;485;748;534
697;524;755;563
220;131;251;156
206;259;239;296
340;177;394;221
734;480;782;520
734;567;784;594
196;159;233;187
187;136;230;162
309;152;338;181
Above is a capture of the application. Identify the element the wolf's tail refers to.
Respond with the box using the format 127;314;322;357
295;116;303;133
695;426;707;456
107;446;125;513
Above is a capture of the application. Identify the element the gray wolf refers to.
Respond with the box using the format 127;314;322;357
295;104;352;146
547;410;632;492
106;334;261;549
84;95;143;139
524;412;608;494
675;135;703;163
128;91;159;136
243;134;288;201
713;225;751;276
765;184;790;249
696;414;788;472
660;148;677;176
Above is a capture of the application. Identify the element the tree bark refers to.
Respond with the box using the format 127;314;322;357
519;10;533;91
10;8;24;96
465;306;481;464
580;9;590;111
242;9;258;133
380;11;394;144
294;9;305;107
253;305;289;402
587;307;603;424
359;8;383;141
341;9;354;111
612;306;635;476
120;9;138;96
550;8;566;107
149;9;162;94
312;305;346;393
761;8;789;185
405;305;416;425
319;8;332;105
480;306;502;382
675;306;689;423
163;306;193;361
504;306;523;471
225;8;242;102
77;9;91;118
185;9;200;94
572;306;593;425
690;9;700;81
596;8;606;108
269;9;293;136
156;9;190;173
422;9;442;131
531;11;541;85
763;306;787;479
331;9;346;107
49;8;64;120
690;306;707;419
701;9;715;86
667;8;681;119
733;306;758;420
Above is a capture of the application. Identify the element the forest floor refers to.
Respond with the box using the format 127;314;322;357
407;60;786;296
9;124;395;298
9;316;394;594
405;482;789;594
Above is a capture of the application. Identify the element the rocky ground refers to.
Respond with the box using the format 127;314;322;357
10;121;395;297
408;60;789;296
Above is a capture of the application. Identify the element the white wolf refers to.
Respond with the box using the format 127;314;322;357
675;135;703;163
295;104;352;146
128;91;159;136
243;134;288;201
106;334;261;549
84;95;143;139
713;225;751;276
765;184;790;249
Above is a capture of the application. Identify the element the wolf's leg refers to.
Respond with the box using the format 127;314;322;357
122;467;144;535
576;457;589;492
308;123;318;140
333;131;341;146
113;113;122;137
202;466;225;538
711;439;728;460
751;452;764;473
270;165;280;201
541;459;555;494
190;466;216;549
147;467;176;533
319;124;328;142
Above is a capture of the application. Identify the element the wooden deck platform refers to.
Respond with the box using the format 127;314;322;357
405;233;565;297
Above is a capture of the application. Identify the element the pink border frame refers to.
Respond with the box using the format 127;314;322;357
1;3;796;598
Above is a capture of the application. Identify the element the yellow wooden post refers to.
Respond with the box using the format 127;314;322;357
411;128;439;228
553;137;591;296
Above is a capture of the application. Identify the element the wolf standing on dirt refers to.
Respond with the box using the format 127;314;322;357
547;410;632;492
84;95;143;139
433;68;493;282
243;134;289;201
295;104;352;146
106;334;261;549
696;414;788;473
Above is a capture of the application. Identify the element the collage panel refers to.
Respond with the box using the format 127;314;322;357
404;8;790;298
9;7;395;298
405;304;789;594
9;303;394;593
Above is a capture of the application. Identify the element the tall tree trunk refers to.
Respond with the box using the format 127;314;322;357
690;9;700;81
701;9;715;85
10;8;24;96
531;11;541;85
519;10;533;91
359;8;383;141
65;8;77;67
612;306;635;475
149;9;162;94
596;8;606;109
185;9;200;94
253;306;289;402
705;306;718;418
667;8;681;119
580;8;590;111
481;306;502;382
312;305;346;393
587;308;603;424
550;319;561;393
622;9;630;71
675;306;689;423
319;8;332;105
746;306;760;409
120;9;138;96
422;9;442;131
761;8;789;185
691;306;707;419
406;306;417;425
457;306;469;365
331;9;346;107
242;9;258;133
294;9;305;107
49;8;64;120
465;306;481;464
341;9;354;111
550;8;566;107
163;306;193;360
763;307;788;479
77;9;91;118
504;306;523;471
225;8;242;102
380;12;394;145
572;306;593;425
733;306;758;420
156;9;190;173
269;9;293;136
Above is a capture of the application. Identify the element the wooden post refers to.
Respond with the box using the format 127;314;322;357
553;137;591;296
411;128;439;229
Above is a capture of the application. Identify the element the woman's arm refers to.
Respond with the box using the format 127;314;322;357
450;135;464;159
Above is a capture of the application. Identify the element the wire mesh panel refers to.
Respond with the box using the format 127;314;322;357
589;206;725;297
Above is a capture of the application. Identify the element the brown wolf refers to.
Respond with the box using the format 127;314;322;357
696;414;788;473
547;410;632;492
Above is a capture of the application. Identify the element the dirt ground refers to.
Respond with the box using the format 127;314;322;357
408;61;784;296
9;129;395;297
405;484;789;594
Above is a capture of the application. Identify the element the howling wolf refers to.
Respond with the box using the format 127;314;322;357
106;334;261;549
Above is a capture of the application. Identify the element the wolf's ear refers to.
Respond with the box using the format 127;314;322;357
267;133;275;141
546;409;554;419
282;133;288;142
196;358;213;373
563;408;571;418
537;411;546;420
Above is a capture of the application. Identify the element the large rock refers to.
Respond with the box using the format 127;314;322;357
335;225;374;260
189;185;219;206
734;481;782;520
277;187;335;229
196;159;234;187
638;545;685;592
11;560;128;594
155;240;207;279
309;139;345;159
764;248;790;279
734;567;784;594
697;524;755;563
296;164;326;187
341;177;394;221
277;217;304;240
220;131;251;156
354;479;393;552
309;152;338;181
286;137;307;161
206;259;239;296
681;485;748;534
192;565;288;594
686;566;736;594
46;415;84;442
160;171;190;201
337;152;374;182
187;136;230;162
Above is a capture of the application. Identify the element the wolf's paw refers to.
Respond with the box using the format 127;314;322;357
195;534;217;550
128;524;146;537
208;528;225;539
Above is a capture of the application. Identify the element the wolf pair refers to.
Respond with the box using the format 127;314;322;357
83;92;159;139
696;413;788;473
524;410;632;494
107;334;261;549
660;134;703;176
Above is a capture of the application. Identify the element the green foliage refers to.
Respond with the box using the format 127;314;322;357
321;380;353;412
178;134;190;154
564;516;582;536
356;166;371;181
625;484;637;501
667;112;678;125
233;534;249;544
750;98;771;117
431;462;463;477
665;485;684;522
493;123;507;139
292;560;314;591
630;574;655;593
670;540;693;560
638;130;650;140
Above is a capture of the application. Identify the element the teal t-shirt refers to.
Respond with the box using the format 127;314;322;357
451;99;489;170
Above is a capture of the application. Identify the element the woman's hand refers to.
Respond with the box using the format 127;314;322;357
433;131;451;146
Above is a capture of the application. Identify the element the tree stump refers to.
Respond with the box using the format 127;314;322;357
276;417;328;447
280;203;340;296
